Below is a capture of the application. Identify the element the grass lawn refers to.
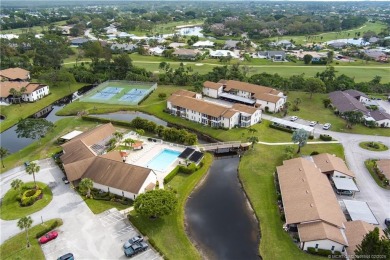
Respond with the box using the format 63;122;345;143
364;160;390;190
359;142;388;152
285;91;390;137
0;218;63;260
81;196;131;214
128;153;213;260
239;143;344;260
0;82;86;133
0;182;53;220
1;21;67;35
0;118;98;173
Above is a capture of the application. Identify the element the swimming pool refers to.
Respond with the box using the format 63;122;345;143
147;149;181;172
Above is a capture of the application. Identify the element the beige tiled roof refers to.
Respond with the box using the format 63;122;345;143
99;151;123;162
344;220;385;256
82;157;152;194
376;159;390;180
312;153;355;178
0;82;46;98
63;123;116;147
232;103;258;115
172;49;200;56
63;157;95;181
298;221;348;246
277;158;346;228
203;81;223;90
60;139;96;165
0;67;30;81
254;92;283;103
221;79;282;96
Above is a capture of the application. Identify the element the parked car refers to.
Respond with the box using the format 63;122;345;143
309;121;317;127
39;231;58;244
62;176;69;184
57;253;74;260
24;161;30;168
290;116;298;121
124;241;148;257
385;218;390;227
323;123;331;130
123;235;143;249
336;190;353;196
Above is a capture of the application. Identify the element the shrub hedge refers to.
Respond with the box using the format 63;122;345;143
320;134;332;141
164;166;180;184
307;247;342;257
21;189;42;207
35;219;63;239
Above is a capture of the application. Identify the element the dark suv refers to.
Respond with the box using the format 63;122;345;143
124;241;148;257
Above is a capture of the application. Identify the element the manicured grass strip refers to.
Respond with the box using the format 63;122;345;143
238;143;344;260
0;218;63;260
129;153;213;260
364;160;390;190
81;196;131;214
359;142;388;152
0;182;53;220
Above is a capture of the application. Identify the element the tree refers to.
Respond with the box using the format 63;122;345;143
0;147;9;168
292;98;302;111
113;131;124;143
16;118;54;143
158;93;167;100
343;111;364;129
292;129;309;153
124;138;135;149
134;189;177;218
17;216;33;248
284;146;295;160
79;178;94;198
11;179;24;196
247;136;259;149
247;127;257;136
135;129;145;137
355;227;390;258
25;162;40;189
327;50;334;64
303;54;313;64
305;77;326;99
323;98;331;108
9;87;27;106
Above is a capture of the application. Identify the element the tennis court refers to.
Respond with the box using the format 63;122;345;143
79;81;157;105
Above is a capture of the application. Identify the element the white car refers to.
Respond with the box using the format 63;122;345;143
323;123;331;130
309;121;317;127
290;116;298;121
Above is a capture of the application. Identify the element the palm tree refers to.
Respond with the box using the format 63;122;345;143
0;146;9;168
247;127;257;136
79;178;94;198
25;162;40;189
113;131;124;143
11;179;24;196
135;129;145;139
247;136;259;149
17;216;33;248
124;138;135;149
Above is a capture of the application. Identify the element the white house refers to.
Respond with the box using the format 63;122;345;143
312;153;355;179
0;81;49;103
365;110;390;128
202;80;286;113
149;46;165;56
209;50;239;59
167;89;261;129
193;40;214;48
277;158;348;255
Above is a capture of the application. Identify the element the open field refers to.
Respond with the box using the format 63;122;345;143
1;21;67;35
0;82;86;133
284;91;390;137
269;21;387;45
124;19;204;36
129;153;213;260
0;218;62;260
239;143;344;260
0;182;53;220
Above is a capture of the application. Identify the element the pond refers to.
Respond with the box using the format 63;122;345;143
185;156;260;260
177;26;204;37
90;111;167;126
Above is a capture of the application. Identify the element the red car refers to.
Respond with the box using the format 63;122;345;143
39;231;58;244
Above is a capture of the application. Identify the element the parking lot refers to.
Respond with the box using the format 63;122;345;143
41;208;162;260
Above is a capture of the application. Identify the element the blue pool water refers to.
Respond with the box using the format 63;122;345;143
147;149;181;171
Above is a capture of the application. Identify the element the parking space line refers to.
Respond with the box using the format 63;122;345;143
113;226;134;237
131;249;152;259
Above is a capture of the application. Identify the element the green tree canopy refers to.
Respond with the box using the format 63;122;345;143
343;110;364;129
17;216;33;248
303;54;312;64
292;129;310;154
79;178;94;198
26;162;40;189
0;147;10;168
134;189;177;218
16;118;54;141
305;77;326;99
355;227;390;258
11;179;24;196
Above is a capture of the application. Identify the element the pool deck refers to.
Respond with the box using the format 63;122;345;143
121;133;185;186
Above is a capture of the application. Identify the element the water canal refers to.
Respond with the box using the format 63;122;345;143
186;156;260;260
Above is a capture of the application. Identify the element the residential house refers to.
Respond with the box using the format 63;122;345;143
70;38;91;47
328;42;347;49
60;123;157;199
328;91;369;115
149;46;165;56
363;50;388;62
172;49;201;60
168;42;187;49
0;81;49;103
343;89;369;103
366;110;390;128
203;80;286;113
275;40;295;48
209;50;239;59
258;51;286;61
311;153;355;179
277;158;348;254
0;67;30;81
193;40;214;48
57;25;73;35
167;90;261;129
376;159;390;181
110;43;137;53
224;40;240;50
